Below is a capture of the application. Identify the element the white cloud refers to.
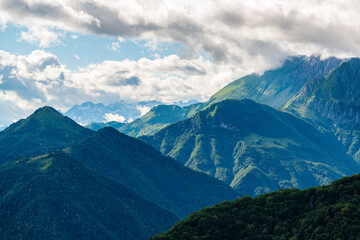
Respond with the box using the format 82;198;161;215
104;113;126;123
74;54;80;60
1;0;360;69
136;105;151;117
71;34;78;39
20;26;62;48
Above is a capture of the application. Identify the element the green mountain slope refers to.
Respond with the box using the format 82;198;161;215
0;106;93;164
151;173;360;240
66;127;238;219
209;56;341;108
0;151;178;240
283;58;360;162
119;103;205;137
141;99;359;196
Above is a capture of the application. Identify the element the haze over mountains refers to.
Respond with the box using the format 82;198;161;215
65;100;162;124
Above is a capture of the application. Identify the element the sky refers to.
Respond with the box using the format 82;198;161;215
1;0;360;126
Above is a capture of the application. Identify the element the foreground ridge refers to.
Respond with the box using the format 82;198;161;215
152;173;360;240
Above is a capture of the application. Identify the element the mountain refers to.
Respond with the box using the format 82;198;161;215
141;99;360;196
209;55;342;108
151;173;360;240
0;106;92;165
119;103;206;137
0;151;178;240
283;58;360;162
65;100;162;124
84;121;125;131
119;56;341;138
66;127;238;218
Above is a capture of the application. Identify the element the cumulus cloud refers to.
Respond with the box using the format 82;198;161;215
104;113;126;123
137;105;151;117
0;0;360;67
20;26;62;47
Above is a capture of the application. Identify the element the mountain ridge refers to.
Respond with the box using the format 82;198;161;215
66;126;239;218
141;99;359;196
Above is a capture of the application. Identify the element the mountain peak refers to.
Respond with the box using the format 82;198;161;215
0;106;92;164
31;106;63;118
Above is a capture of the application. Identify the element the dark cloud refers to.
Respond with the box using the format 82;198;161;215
122;76;140;86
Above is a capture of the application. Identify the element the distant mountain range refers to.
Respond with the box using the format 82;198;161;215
64;100;199;126
141;99;360;196
64;100;162;124
152;173;360;240
0;151;178;240
283;58;360;163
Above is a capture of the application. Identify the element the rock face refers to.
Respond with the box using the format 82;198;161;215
283;58;360;162
141;99;359;196
209;55;342;108
0;151;178;240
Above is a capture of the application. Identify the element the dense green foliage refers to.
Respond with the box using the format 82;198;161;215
142;99;360;196
209;56;341;108
0;106;92;165
151;173;360;240
283;58;360;162
84;121;125;131
67;127;238;218
119;103;206;137
0;151;178;240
